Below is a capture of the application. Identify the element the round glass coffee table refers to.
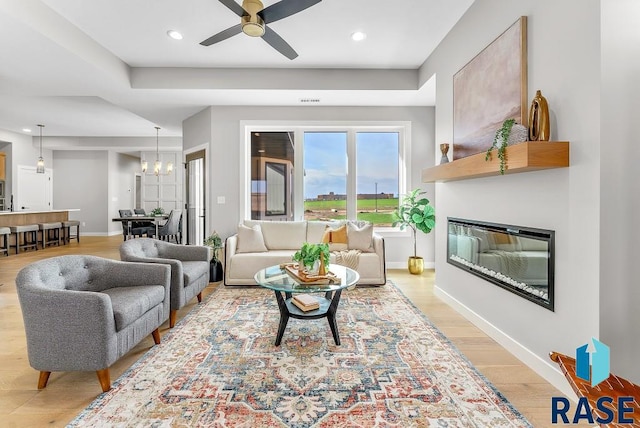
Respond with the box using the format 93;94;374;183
254;264;359;346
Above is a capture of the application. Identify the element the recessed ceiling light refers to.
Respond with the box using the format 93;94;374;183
22;128;32;133
258;149;266;153
167;30;183;40
351;31;366;41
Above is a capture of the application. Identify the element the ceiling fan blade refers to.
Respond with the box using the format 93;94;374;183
218;0;249;17
262;26;298;60
258;0;322;24
200;24;243;46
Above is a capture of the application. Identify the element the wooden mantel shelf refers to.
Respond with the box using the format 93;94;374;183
422;141;570;183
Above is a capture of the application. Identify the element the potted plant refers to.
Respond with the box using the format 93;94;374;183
292;242;330;275
392;189;436;275
150;207;165;216
485;118;529;175
204;231;224;282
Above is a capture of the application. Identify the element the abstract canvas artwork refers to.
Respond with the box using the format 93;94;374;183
453;17;528;160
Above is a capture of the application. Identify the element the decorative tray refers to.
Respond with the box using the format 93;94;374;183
281;263;338;284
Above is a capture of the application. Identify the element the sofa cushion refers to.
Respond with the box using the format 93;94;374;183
237;224;268;253
347;222;374;252
245;220;306;250
182;261;209;286
102;285;166;331
306;221;331;243
322;224;348;251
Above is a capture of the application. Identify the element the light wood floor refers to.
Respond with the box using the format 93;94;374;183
0;236;569;427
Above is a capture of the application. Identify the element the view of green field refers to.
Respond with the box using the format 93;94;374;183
304;198;398;226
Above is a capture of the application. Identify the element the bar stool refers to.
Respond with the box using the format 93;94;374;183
62;220;80;244
10;224;39;254
0;227;10;256
38;222;62;249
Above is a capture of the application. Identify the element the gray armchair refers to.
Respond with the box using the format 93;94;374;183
15;255;171;392
119;238;210;328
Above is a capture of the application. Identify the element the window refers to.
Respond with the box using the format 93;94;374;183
303;132;347;222
243;123;409;229
250;132;294;220
355;132;399;226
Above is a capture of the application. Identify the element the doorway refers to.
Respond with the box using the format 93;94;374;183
134;173;142;209
186;150;206;245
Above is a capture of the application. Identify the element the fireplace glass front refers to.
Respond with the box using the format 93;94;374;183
447;218;555;311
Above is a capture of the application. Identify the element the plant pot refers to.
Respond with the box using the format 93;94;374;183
209;260;223;282
408;256;424;275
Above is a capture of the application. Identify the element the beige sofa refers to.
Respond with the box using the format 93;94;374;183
224;220;386;286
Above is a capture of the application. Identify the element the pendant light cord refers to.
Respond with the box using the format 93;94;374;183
38;124;44;156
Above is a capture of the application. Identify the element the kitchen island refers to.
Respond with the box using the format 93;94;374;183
0;209;80;227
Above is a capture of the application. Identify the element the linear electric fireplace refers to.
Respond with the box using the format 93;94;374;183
447;218;555;311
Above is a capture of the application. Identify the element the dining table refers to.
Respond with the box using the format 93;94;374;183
111;214;169;239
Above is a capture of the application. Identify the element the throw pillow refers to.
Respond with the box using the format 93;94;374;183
236;224;268;253
321;224;348;251
347;222;374;252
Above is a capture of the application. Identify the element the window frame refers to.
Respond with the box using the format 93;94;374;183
240;120;412;235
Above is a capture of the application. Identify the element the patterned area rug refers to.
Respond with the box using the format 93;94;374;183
69;283;531;427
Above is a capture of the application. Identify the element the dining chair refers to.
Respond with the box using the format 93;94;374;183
155;209;182;243
118;209;154;240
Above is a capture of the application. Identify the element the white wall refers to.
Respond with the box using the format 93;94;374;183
182;106;436;266
421;0;601;392
53;150;109;234
600;0;640;384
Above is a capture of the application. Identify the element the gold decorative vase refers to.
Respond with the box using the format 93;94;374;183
408;256;424;275
528;90;550;141
318;257;327;276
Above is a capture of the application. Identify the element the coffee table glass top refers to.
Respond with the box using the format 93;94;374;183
255;264;359;293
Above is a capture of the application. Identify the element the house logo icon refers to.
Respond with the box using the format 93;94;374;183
575;338;610;387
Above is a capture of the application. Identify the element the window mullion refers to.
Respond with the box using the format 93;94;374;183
293;129;305;220
346;130;357;220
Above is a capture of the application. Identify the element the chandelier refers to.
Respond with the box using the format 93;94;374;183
36;124;45;174
142;126;173;176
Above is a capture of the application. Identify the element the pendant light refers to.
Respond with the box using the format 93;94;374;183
36;124;45;174
144;126;173;176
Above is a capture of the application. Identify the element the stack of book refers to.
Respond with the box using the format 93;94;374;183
292;294;320;312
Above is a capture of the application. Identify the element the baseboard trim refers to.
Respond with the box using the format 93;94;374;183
434;284;578;401
386;261;435;269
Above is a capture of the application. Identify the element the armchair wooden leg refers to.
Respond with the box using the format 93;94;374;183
169;310;177;328
38;371;51;389
151;328;161;345
96;368;111;392
197;292;202;303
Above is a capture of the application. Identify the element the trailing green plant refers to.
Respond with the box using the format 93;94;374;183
392;189;436;258
204;231;223;263
292;242;330;270
485;118;516;175
150;207;165;216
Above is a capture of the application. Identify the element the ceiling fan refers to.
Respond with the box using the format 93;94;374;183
200;0;322;60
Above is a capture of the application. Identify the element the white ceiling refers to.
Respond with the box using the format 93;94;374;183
0;0;474;138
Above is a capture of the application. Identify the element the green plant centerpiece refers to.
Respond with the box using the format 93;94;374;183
485;118;516;175
204;231;224;282
292;242;330;274
392;189;436;275
150;207;165;216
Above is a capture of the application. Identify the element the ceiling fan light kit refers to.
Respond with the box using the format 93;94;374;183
200;0;322;60
241;0;265;37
